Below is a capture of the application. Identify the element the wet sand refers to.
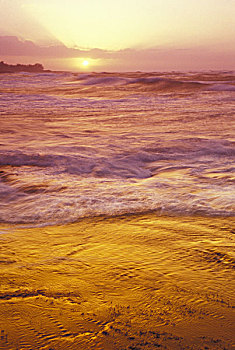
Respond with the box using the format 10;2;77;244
0;214;234;349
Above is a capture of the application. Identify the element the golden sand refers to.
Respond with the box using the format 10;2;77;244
0;214;234;349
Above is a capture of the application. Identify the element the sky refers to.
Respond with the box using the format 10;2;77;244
0;0;234;71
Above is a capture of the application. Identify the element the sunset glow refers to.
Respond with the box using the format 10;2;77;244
0;0;234;71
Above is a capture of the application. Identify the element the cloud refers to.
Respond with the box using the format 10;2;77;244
0;35;112;59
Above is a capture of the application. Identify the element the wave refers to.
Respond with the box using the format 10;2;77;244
0;182;234;226
207;84;235;92
70;72;235;94
127;77;207;90
3;71;234;98
80;76;127;86
0;141;234;225
0;139;234;178
72;73;208;92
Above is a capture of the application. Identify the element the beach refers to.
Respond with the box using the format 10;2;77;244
0;214;234;349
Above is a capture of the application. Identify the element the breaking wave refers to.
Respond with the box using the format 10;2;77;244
74;73;207;92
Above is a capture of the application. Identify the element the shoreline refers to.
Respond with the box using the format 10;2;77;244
0;214;234;349
0;209;234;229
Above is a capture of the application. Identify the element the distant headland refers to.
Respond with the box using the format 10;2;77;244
0;61;50;73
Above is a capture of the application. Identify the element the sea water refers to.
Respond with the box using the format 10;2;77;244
0;71;234;225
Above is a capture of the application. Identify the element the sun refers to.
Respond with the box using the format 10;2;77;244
73;58;101;71
82;60;89;67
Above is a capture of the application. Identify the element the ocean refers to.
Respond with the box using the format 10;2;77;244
0;71;234;225
0;71;234;349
